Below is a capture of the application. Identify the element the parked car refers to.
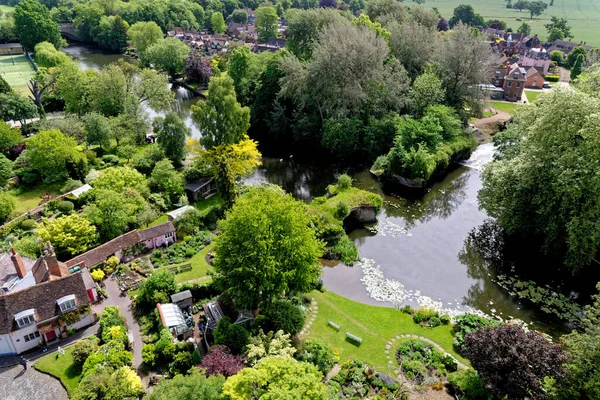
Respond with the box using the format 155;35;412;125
543;81;552;88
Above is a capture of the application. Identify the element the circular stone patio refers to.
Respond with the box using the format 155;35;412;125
0;365;68;400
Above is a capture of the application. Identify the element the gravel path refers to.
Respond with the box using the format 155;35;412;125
0;364;68;400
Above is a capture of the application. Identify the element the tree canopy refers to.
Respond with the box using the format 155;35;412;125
14;0;63;50
143;38;190;77
127;21;163;54
213;185;323;310
479;88;600;271
255;6;279;42
153;112;190;166
36;214;97;257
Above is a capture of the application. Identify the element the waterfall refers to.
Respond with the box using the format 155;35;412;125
459;142;496;171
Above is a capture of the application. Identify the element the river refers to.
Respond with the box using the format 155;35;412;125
64;45;586;335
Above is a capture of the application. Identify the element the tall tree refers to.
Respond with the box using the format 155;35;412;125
479;88;600;271
83;112;112;149
0;93;38;131
191;75;250;150
143;38;190;78
14;0;62;50
0;122;23;155
517;21;532;34
148;368;225;400
36;215;96;257
184;47;213;86
231;10;248;23
566;45;586;68
284;8;346;60
255;6;279;42
0;74;11;94
213;185;323;310
96;16;130;53
211;12;226;34
525;1;548;19
545;15;573;40
153;112;190;166
448;4;485;27
464;324;568;399
127;21;164;54
54;62;99;116
570;53;584;80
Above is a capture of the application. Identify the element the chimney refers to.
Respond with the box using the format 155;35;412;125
43;242;63;277
10;248;26;278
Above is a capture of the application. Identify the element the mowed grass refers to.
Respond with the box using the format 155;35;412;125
35;346;82;395
425;0;600;46
489;101;519;114
525;89;542;103
306;290;468;373
0;5;14;13
0;54;37;94
172;242;214;283
8;183;62;214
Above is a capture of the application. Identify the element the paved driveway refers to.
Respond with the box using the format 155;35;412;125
0;365;68;400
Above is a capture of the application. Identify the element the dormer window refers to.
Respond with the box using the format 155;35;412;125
57;294;77;312
514;72;519;79
14;309;36;328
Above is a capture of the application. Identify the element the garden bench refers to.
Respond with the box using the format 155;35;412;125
346;332;362;345
179;264;192;272
167;265;179;273
328;320;341;331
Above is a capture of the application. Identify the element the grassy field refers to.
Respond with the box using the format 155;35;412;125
525;89;542;102
306;291;468;373
489;101;519;114
34;346;82;395
0;5;14;13
0;54;37;94
8;183;62;214
172;242;214;283
426;0;600;46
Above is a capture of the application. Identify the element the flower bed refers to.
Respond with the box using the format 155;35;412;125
396;338;458;387
150;231;212;267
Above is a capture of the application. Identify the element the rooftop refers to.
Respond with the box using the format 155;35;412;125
166;205;195;220
157;303;189;335
68;184;92;198
0;252;37;294
170;290;192;304
0;43;22;49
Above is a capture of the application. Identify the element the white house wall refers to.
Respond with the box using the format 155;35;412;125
0;334;16;355
10;322;42;354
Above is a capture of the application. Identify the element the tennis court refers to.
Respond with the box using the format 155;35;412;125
0;54;37;93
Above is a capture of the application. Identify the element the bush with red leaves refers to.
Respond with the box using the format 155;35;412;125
464;323;568;399
200;345;245;377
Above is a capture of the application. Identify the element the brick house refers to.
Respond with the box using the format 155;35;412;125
0;246;96;355
503;64;527;101
525;66;545;89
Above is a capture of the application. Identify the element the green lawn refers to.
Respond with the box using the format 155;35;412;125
193;194;223;212
8;183;62;214
171;242;215;283
525;90;542;103
423;0;600;46
307;291;468;373
483;110;494;117
489;101;519;115
34;345;82;395
149;214;168;227
0;5;14;13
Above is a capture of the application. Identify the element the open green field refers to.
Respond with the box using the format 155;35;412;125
426;0;600;46
0;5;14;13
489;100;519;114
0;54;36;94
525;89;542;102
35;346;82;395
306;291;468;373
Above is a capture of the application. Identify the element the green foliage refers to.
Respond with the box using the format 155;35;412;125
296;340;339;375
0;122;23;154
142;343;156;367
210;12;226;34
245;329;296;366
479;89;600;271
20;219;37;230
127;21;163;54
153;112;190;166
0;74;11;94
13;235;41;258
322;118;364;158
99;306;126;342
72;338;98;368
192;75;250;150
36;214;96;257
0;92;38;127
411;308;450;328
255;6;279;42
566;45;586;68
137;268;177;310
411;70;445;115
150;231;212;267
143;38;189;77
34;41;71;67
223;356;328;399
90;166;146;193
213;185;323;310
14;0;62;50
213;316;250;355
149;367;225;399
104;255;119;275
173;208;204;237
325;236;359;265
264;300;305;336
452;314;501;354
396;338;458;383
58;200;74;214
96;15;129;52
446;369;491;400
73;365;143;400
329;359;403;399
571;53;584;80
334;201;350;220
231;10;248;23
83;112;111;149
0;153;13;187
550;50;564;63
133;145;166;175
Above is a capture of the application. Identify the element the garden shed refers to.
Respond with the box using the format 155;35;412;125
167;205;195;221
157;303;192;338
171;290;193;310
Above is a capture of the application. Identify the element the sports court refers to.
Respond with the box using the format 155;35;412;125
0;54;37;94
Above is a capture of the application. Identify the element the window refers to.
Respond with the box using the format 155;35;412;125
516;82;521;88
23;331;40;342
514;73;519;79
534;76;538;82
16;314;35;328
508;81;512;87
495;71;500;78
165;232;174;239
57;294;77;313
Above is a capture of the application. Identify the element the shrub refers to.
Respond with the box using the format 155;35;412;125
545;75;560;82
447;369;492;400
213;317;250;355
337;174;352;190
104;256;120;275
264;300;305;336
325;236;358;265
428;316;441;328
91;269;105;282
453;314;501;354
440;314;451;325
142;343;156;367
61;178;83;194
401;305;414;314
192;347;202;365
20;219;37;230
58;200;74;214
72;338;98;368
296;340;339;375
412;308;440;327
101;154;120;166
334;201;350;219
200;345;244;377
312;196;327;205
397;338;458;384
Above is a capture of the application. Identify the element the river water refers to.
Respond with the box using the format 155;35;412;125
64;45;582;335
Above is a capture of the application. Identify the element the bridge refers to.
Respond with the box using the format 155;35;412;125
58;24;82;42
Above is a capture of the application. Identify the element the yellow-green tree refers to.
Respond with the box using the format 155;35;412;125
37;214;96;257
